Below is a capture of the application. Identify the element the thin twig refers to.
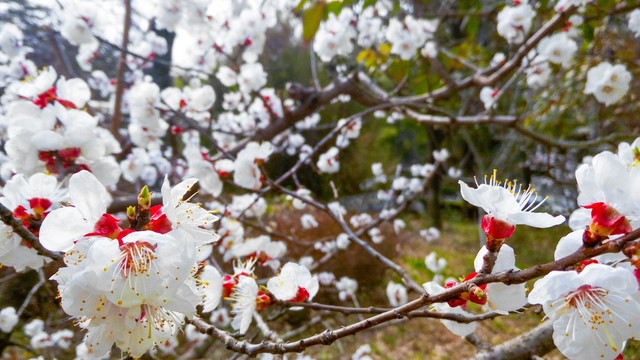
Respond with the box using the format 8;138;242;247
110;0;132;141
17;269;45;316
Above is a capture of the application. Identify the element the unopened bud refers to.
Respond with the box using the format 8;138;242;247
127;206;136;223
481;214;515;251
471;286;485;299
138;185;151;210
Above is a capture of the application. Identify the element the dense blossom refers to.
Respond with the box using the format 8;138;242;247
39;171;219;357
0;0;638;358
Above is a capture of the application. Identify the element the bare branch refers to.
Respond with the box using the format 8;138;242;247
110;0;132;142
469;321;555;360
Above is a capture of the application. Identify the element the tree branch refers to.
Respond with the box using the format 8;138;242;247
110;0;132;142
469;321;555;360
0;203;63;263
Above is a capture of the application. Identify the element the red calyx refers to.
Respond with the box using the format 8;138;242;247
444;280;467;307
29;198;52;216
255;290;272;311
33;86;77;109
13;198;54;236
585;202;632;234
633;269;640;291
84;213;122;240
444;273;488;307
116;229;136;246
222;274;238;298
246;251;271;265
56;98;77;109
146;205;172;234
58;147;81;162
575;259;598;273
583;202;632;246
481;214;515;251
13;206;29;221
33;87;57;109
461;272;487;305
288;287;310;303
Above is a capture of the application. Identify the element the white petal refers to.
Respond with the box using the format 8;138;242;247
39;207;93;252
528;271;581;306
487;282;527;313
507;211;565;228
69;170;110;223
200;266;223;312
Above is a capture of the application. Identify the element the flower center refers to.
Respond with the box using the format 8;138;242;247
117;241;157;278
548;284;633;353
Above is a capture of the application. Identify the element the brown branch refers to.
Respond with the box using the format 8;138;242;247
584;3;640;21
478;247;498;275
0;203;63;263
47;30;72;78
163;103;236;161
188;292;434;356
469;321;555;360
429;57;456;89
511;123;629;150
403;110;518;125
477;228;640;286
238;218;298;243
110;0;132;142
221;4;578;154
277;300;507;323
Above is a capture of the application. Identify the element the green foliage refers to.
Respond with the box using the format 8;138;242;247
302;1;325;42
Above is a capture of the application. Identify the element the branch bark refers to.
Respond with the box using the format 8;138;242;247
0;203;63;263
469;321;555;360
110;0;132;142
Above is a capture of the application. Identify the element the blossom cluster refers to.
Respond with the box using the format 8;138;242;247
0;0;638;359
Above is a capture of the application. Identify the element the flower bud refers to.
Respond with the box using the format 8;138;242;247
138;185;151;211
583;202;632;247
481;214;515;251
127;205;136;223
